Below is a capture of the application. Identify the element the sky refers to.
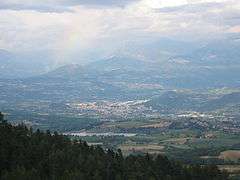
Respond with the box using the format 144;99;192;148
0;0;240;64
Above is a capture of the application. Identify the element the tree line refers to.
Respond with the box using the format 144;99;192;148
0;112;229;180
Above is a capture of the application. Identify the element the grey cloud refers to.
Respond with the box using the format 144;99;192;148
0;4;71;12
0;0;139;12
155;2;225;13
222;13;240;26
152;1;240;35
67;0;139;7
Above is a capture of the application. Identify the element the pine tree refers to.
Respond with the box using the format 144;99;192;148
0;112;4;122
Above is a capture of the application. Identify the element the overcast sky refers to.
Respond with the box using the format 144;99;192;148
0;0;239;63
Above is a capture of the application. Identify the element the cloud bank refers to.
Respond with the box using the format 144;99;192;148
0;0;239;64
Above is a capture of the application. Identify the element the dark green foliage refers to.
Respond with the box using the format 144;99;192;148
0;118;229;180
0;112;3;122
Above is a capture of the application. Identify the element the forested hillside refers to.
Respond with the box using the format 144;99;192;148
0;112;229;180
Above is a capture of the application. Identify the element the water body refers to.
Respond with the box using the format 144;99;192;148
64;132;136;137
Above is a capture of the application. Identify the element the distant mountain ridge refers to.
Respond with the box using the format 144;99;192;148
11;52;238;103
145;91;240;113
0;38;240;106
200;92;240;111
1;38;240;88
0;49;55;79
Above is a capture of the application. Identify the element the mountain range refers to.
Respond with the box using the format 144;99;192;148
0;38;240;111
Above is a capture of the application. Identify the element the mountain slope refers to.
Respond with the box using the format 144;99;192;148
200;92;240;111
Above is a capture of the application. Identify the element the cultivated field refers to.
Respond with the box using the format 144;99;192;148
119;144;165;155
219;150;240;162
